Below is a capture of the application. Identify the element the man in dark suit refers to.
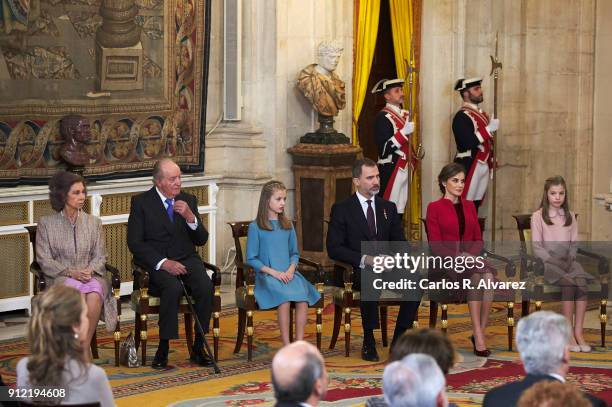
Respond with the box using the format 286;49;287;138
271;341;328;407
127;158;213;369
483;311;606;407
327;158;420;362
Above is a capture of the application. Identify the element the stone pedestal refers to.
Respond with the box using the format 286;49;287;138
288;143;361;269
95;0;143;91
300;114;350;144
96;42;144;91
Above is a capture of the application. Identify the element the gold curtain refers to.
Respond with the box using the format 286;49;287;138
352;0;381;144
389;0;422;240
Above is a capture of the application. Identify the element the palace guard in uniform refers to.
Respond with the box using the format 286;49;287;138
452;77;499;210
372;78;415;217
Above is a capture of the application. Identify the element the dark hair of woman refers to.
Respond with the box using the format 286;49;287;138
49;171;87;212
437;162;466;195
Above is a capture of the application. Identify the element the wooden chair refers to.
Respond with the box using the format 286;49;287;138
421;217;518;351
228;221;325;361
512;214;609;347
25;225;122;366
328;257;410;357
131;260;221;365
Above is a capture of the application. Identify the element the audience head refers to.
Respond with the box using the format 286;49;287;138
389;329;455;375
516;311;571;377
437;162;466;197
383;353;448;407
49;171;87;212
539;175;572;226
271;341;328;406
517;381;590;407
256;180;292;231
153;158;182;199
352;158;380;199
27;285;88;387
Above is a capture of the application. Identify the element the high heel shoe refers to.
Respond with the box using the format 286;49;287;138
470;335;491;357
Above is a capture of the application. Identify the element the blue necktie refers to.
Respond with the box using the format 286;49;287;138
165;198;174;222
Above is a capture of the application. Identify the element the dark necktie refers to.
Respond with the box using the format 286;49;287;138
165;198;174;222
366;199;376;237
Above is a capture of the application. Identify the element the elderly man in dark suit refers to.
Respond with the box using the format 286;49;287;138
483;310;606;407
326;158;421;362
127;158;213;369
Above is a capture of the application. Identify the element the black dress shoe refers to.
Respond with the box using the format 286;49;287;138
151;350;168;369
470;335;491;357
189;347;214;366
361;344;380;362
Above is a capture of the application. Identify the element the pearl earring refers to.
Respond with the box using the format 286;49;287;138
74;333;79;340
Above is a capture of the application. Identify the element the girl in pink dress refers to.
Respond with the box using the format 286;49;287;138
531;176;593;352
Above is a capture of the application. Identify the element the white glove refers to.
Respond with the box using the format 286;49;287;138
400;121;415;136
486;117;499;133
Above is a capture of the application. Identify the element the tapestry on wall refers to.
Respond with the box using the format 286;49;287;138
0;0;211;185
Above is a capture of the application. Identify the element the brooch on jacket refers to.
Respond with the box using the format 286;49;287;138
383;209;388;220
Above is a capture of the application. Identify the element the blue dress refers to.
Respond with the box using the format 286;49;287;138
246;220;321;309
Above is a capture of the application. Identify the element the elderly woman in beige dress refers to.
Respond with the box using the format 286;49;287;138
531;176;593;353
36;171;117;360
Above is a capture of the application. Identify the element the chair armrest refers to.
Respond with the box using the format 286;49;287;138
30;261;46;293
235;260;256;285
132;262;150;289
298;256;325;284
29;260;41;275
577;248;610;276
234;259;255;285
334;260;355;284
104;263;121;289
483;250;517;277
520;251;545;275
202;260;222;286
202;260;220;274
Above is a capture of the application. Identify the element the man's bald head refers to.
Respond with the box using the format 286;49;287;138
271;341;327;404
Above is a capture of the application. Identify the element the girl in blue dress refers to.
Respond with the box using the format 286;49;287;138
246;181;321;345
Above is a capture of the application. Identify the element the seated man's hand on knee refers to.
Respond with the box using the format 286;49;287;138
162;259;188;275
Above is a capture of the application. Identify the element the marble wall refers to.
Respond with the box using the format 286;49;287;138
421;0;605;240
204;0;354;275
591;0;612;240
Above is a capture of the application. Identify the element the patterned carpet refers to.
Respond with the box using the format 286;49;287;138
1;300;611;406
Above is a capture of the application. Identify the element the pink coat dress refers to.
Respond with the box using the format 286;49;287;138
530;208;593;285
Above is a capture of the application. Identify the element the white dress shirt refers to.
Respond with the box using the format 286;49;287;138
154;187;198;271
356;191;377;269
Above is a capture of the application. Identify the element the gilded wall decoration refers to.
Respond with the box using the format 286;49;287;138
0;0;211;185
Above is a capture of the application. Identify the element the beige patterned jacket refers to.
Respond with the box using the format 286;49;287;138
36;211;117;331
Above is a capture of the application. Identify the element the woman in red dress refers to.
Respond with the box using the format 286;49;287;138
426;163;494;356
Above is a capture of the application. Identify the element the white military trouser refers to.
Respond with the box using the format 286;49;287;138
466;161;489;201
